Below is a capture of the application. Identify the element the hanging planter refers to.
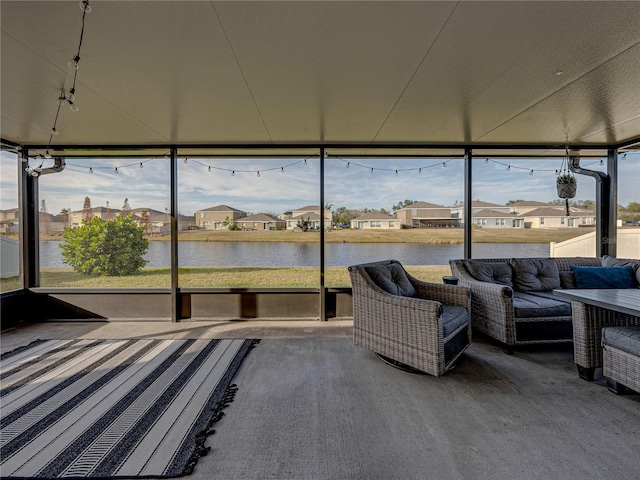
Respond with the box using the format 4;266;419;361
556;144;577;216
556;174;577;199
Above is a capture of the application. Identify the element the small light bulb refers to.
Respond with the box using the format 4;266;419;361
139;162;143;168
31;170;39;177
370;168;374;174
485;158;489;163
183;158;188;163
44;150;52;159
257;171;261;177
418;168;422;174
443;162;447;168
51;128;59;136
304;159;307;165
208;166;211;172
231;170;235;176
115;167;119;173
346;162;350;168
281;167;284;173
599;159;604;166
529;170;534;175
395;170;398;176
89;167;93;173
69;103;79;112
79;0;91;13
506;165;511;171
66;92;75;102
67;55;80;70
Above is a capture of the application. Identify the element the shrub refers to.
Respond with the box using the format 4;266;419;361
60;214;148;276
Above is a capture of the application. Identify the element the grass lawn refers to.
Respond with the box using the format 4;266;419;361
1;265;451;291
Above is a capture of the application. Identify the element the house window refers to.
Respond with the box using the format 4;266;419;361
561;217;565;225
357;222;365;229
371;221;381;228
389;222;395;228
568;218;575;227
582;217;587;224
200;212;205;218
498;218;505;226
481;219;487;226
540;218;545;225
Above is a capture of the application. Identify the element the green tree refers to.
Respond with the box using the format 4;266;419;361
392;199;417;213
297;216;312;232
60;214;148;276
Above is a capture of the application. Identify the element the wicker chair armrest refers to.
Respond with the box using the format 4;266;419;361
409;277;470;309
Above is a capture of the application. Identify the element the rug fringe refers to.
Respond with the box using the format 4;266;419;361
180;339;260;477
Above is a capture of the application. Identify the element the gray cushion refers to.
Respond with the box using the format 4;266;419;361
463;260;513;287
559;271;577;289
602;326;640;356
440;305;469;337
527;291;571;304
510;258;560;292
513;292;571;318
365;263;417;297
602;255;640;285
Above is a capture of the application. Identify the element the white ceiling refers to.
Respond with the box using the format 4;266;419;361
2;1;640;156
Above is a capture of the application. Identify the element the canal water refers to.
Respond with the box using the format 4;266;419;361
40;241;549;268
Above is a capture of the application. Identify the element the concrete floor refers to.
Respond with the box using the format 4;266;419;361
2;321;640;480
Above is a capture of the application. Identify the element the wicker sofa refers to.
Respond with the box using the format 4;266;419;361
449;256;640;379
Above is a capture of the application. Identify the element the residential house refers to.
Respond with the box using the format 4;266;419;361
524;207;596;229
194;205;247;230
471;209;525;228
68;206;121;228
0;208;19;234
238;213;286;231
396;201;457;228
351;212;400;230
287;205;332;230
39;212;67;234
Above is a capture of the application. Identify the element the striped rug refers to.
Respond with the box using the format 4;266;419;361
0;338;257;479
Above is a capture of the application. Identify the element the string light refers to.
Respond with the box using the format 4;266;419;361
507;165;511;171
371;168;374;174
115;167;119;173
183;157;188;163
442;162;447;168
599;159;604;166
281;167;285;173
529;169;534;175
346;162;350;168
208;166;211;172
89;167;93;173
139;162;143;168
231;170;235;176
257;171;261;177
395;170;398;176
25;0;90;175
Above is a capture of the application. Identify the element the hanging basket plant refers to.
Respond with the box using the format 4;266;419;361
556;174;577;199
556;144;578;216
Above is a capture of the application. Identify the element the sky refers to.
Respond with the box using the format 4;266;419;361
1;150;638;217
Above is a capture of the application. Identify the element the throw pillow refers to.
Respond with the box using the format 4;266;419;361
510;258;560;292
570;266;637;289
463;260;513;287
602;255;640;285
365;263;418;297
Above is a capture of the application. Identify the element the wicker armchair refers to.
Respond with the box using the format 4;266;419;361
348;259;471;377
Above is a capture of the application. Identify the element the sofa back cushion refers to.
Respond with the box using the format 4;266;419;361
570;265;637;289
463;260;513;288
602;255;640;285
365;263;418;297
510;258;560;292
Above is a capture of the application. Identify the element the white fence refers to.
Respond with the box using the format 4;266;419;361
1;235;20;278
550;229;640;259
